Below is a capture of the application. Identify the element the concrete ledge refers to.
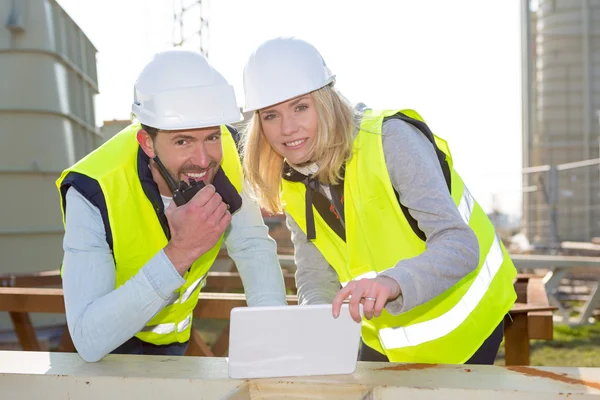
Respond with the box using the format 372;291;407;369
2;351;600;399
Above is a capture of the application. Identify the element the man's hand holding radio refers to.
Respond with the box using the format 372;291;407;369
164;184;231;275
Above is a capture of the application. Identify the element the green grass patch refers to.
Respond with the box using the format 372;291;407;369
496;322;600;367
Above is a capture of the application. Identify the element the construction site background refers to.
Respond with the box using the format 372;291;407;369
2;0;600;369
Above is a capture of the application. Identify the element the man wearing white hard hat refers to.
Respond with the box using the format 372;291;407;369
56;49;287;362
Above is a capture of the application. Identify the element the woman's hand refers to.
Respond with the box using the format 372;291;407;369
332;276;401;322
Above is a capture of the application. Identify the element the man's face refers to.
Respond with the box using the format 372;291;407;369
138;126;223;194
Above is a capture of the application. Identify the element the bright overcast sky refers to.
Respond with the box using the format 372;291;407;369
56;0;523;216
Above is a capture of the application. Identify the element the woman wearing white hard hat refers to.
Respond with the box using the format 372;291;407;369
241;37;517;365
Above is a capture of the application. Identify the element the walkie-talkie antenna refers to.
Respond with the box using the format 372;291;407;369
152;156;180;194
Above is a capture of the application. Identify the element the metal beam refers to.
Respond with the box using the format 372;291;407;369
556;158;600;171
581;0;593;240
521;0;532;172
522;165;551;174
511;254;600;269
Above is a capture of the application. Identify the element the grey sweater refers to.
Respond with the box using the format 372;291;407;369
286;110;479;315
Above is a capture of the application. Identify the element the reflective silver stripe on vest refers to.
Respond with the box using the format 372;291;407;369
141;321;175;334
340;187;476;289
141;312;193;335
378;235;504;349
337;183;503;350
177;314;192;332
168;273;207;306
457;186;475;225
378;185;505;349
180;273;207;303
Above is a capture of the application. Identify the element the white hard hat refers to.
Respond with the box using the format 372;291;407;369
243;37;335;112
132;49;242;130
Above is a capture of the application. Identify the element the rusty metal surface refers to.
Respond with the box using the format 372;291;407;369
1;351;600;399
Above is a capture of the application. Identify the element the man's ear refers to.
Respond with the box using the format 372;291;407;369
137;129;156;158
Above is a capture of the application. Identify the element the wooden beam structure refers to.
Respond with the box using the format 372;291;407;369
0;269;297;292
511;254;600;324
0;271;554;365
203;271;296;292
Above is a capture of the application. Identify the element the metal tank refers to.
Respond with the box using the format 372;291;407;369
0;0;99;332
524;0;600;246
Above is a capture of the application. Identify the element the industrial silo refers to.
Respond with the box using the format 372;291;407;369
0;0;99;333
523;0;600;247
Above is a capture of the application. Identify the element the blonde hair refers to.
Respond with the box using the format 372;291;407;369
242;85;356;214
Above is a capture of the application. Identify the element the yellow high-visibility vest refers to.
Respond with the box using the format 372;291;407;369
282;109;516;363
57;123;243;345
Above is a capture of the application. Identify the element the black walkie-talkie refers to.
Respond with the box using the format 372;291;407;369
153;156;206;206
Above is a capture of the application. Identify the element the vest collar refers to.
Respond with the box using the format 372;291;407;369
137;147;172;239
282;161;346;241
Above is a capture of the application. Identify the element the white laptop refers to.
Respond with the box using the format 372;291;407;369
227;304;362;379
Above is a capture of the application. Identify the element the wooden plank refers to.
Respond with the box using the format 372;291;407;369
526;277;550;306
514;281;528;303
184;328;214;357
8;312;41;351
0;288;65;313
0;288;299;316
211;323;230;357
192;293;298;319
57;326;76;353
505;275;554;365
204;271;296;292
11;270;61;287
204;272;247;291
193;293;247;319
504;312;530;366
0;269;296;291
528;312;554;340
0;270;62;288
525;276;554;340
508;303;556;313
